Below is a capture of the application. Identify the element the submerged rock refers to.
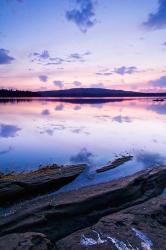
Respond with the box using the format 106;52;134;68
56;195;166;249
96;155;133;173
0;164;86;206
0;232;53;250
0;166;166;243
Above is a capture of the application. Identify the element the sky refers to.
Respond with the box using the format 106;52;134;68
0;0;166;92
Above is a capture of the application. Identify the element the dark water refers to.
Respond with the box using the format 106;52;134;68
0;97;166;184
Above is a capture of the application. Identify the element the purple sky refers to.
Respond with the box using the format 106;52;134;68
0;0;166;92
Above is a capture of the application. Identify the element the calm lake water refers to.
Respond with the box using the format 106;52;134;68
0;97;166;187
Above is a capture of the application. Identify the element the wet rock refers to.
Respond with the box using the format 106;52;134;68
56;195;166;249
0;166;166;242
0;232;53;250
0;164;86;206
96;155;133;173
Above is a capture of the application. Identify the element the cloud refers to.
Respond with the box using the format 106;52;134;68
53;80;64;89
96;68;112;76
41;109;50;116
90;82;104;88
74;105;82;110
66;0;97;33
34;50;50;60
39;75;48;82
44;129;54;136
149;76;166;87
67;51;91;63
149;103;166;115
136;151;165;167
40;124;66;136
69;53;83;60
143;0;166;30
32;51;64;65
96;72;112;76
55;104;64;111
73;81;82;86
0;49;15;65
112;115;132;123
0;146;13;155
31;50;90;66
96;66;138;76
0;124;21;138
162;41;166;46
114;66;138;75
70;148;94;163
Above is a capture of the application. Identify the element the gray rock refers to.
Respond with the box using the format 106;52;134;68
0;166;166;242
0;164;86;206
96;155;133;173
56;195;166;249
0;232;53;250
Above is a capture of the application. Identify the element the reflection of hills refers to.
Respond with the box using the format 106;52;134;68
0;98;33;104
53;98;127;104
0;98;129;104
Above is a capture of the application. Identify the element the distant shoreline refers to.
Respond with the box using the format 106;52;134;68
1;87;166;98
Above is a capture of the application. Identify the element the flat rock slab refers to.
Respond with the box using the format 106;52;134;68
56;195;166;249
0;166;166;242
96;155;133;173
0;232;53;250
0;164;86;206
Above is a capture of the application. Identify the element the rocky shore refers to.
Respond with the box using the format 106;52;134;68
0;164;166;249
0;164;86;206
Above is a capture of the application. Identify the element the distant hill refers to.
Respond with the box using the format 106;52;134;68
38;88;166;97
0;88;166;98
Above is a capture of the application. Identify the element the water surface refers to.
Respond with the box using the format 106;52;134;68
0;97;166;187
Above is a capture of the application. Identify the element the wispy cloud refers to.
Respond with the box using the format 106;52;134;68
31;51;64;65
66;0;97;33
0;49;15;65
96;72;112;76
143;0;166;30
96;66;138;76
114;66;138;75
31;50;91;66
90;82;104;88
96;68;112;76
112;115;132;123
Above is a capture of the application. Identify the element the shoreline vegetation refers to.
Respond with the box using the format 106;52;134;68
0;88;166;98
0;157;166;249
